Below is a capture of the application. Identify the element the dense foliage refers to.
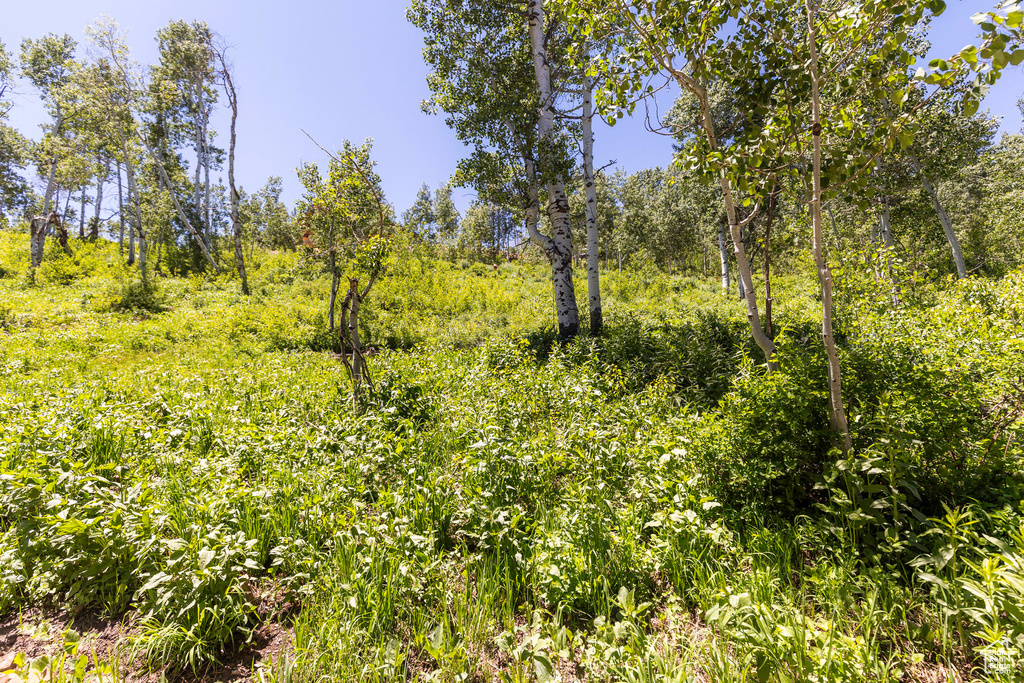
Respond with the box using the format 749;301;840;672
2;2;1024;681
1;230;1023;681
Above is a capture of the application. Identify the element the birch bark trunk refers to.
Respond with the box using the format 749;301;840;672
203;105;212;247
582;64;602;336
117;162;125;258
764;183;778;340
877;194;902;304
664;71;775;366
79;188;87;240
879;201;894;247
122;144;147;280
718;218;730;291
90;163;105;242
41;107;63;217
909;149;966;278
807;1;851;453
194;84;205;247
527;0;580;340
711;160;775;366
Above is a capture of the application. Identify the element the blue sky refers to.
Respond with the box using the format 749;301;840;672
3;0;1021;217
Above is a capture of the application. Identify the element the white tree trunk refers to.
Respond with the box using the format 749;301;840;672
194;85;204;245
873;166;895;250
40;107;63;217
712;168;775;367
203;104;212;246
582;65;602;336
527;0;580;340
718;220;730;291
122;144;147;280
29;218;46;270
684;85;775;367
91;162;106;241
79;188;87;240
807;1;851;453
117;161;125;258
879;202;894;248
909;150;966;278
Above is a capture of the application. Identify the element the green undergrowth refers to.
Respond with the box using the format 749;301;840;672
1;231;1023;681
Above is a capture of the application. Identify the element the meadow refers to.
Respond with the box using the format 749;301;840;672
1;232;1023;682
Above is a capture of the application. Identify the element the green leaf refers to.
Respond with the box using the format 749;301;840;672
534;653;556;683
140;571;172;592
917;571;949;588
197;548;215;570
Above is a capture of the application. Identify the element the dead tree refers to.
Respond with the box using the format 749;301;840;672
28;211;63;272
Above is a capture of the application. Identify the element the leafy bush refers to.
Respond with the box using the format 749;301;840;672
107;279;167;313
133;527;262;672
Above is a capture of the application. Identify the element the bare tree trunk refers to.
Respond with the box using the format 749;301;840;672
29;219;42;270
90;162;106;242
807;1;851;453
42;158;58;216
764;182;778;340
702;234;708;276
736;222;745;300
718;218;730;292
877;186;902;304
123;150;147;280
28;219;41;272
203;107;212;248
683;85;775;367
582;64;602;336
78;187;87;240
219;54;249;295
908;149;966;278
194;86;205;248
120;141;147;279
527;0;580;341
56;215;71;255
62;190;72;223
28;214;59;272
40;107;64;219
878;198;895;249
117;161;125;258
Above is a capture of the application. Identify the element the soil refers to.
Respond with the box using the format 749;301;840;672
0;609;290;683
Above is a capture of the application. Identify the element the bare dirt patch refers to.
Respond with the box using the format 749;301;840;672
0;610;290;683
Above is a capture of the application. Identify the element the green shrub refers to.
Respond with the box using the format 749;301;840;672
689;336;833;517
107;279;167;313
